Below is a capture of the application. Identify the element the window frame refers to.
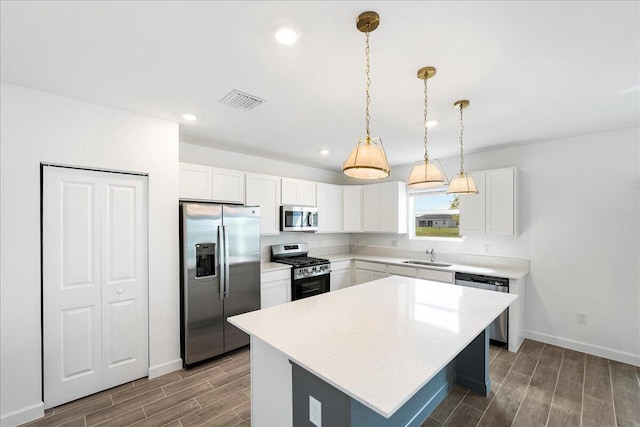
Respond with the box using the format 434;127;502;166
408;188;464;241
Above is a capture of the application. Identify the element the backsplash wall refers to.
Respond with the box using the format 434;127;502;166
261;233;349;262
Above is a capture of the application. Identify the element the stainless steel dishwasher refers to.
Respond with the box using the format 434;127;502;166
454;272;509;346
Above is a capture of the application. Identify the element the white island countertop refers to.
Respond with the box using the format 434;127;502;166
229;275;517;418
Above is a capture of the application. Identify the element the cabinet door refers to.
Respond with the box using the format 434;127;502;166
362;184;379;232
211;167;245;203
246;173;281;235
281;178;316;206
179;162;213;200
261;279;290;308
387;264;417;278
354;269;370;285
330;270;352;291
379;182;407;233
486;168;515;236
342;185;362;232
281;178;299;205
371;271;388;281
459;171;486;235
298;180;316;207
417;269;454;283
318;183;343;233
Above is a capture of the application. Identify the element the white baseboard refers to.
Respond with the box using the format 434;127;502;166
148;358;183;379
0;401;44;427
525;329;640;366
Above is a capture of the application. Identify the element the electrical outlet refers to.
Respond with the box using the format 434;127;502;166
577;313;587;324
391;240;398;247
484;245;491;253
309;395;322;427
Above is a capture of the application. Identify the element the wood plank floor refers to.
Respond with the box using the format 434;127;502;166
23;340;640;427
423;340;640;427
24;347;251;427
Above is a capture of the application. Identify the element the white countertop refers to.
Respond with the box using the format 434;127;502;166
228;275;517;418
321;253;529;279
260;261;291;272
261;253;529;279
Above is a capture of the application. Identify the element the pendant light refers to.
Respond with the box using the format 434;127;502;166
406;67;448;189
342;11;390;180
447;100;479;194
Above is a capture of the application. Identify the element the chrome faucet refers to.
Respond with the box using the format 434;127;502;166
426;249;435;262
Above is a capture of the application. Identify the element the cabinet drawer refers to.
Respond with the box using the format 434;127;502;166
354;261;386;272
417;269;453;283
331;260;352;271
261;268;290;283
387;265;417;278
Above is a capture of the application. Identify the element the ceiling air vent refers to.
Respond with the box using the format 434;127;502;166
219;89;265;111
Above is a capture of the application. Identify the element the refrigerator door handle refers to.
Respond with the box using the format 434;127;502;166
223;225;230;298
218;225;225;300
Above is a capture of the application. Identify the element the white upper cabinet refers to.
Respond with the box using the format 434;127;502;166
179;162;213;200
362;182;407;234
246;173;281;235
362;185;380;232
179;163;245;203
211;167;245;203
486;168;516;235
460;167;517;237
459;171;486;235
379;182;407;233
281;178;316;206
317;183;343;233
342;185;363;232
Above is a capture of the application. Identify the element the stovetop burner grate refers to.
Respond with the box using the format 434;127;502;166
273;256;329;268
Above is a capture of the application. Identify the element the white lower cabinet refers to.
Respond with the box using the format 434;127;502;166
354;261;387;285
387;264;417;278
417;268;454;283
261;269;290;309
330;260;353;291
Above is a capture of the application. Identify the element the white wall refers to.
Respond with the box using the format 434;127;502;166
352;126;640;364
180;141;349;185
0;84;181;426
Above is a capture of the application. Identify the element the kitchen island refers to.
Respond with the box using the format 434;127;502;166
229;275;516;426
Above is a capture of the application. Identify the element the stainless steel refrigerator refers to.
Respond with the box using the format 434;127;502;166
179;202;261;367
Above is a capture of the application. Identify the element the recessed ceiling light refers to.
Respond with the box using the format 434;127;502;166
182;113;197;121
275;27;298;45
426;120;438;128
320;149;330;156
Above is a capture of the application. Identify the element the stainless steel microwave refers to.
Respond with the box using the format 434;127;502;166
280;206;318;232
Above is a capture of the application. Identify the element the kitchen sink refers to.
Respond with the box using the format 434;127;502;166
402;260;452;268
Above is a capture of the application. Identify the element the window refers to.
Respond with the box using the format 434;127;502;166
410;190;460;238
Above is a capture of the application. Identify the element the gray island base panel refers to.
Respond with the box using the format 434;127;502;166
291;329;491;427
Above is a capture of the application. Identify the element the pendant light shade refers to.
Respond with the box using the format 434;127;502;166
343;136;390;179
447;99;479;195
447;173;479;194
407;66;448;189
342;11;390;180
406;159;447;189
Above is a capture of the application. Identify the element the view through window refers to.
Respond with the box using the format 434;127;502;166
412;191;460;238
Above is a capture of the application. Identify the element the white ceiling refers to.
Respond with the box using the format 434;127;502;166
2;1;638;173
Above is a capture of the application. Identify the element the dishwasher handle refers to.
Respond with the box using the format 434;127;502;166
455;279;509;293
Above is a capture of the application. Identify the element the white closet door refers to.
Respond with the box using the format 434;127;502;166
43;166;148;408
101;178;148;388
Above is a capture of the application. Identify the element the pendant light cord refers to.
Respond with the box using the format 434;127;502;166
423;77;429;161
459;105;465;174
364;30;371;139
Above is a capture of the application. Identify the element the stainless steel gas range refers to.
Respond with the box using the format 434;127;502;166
271;243;331;301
